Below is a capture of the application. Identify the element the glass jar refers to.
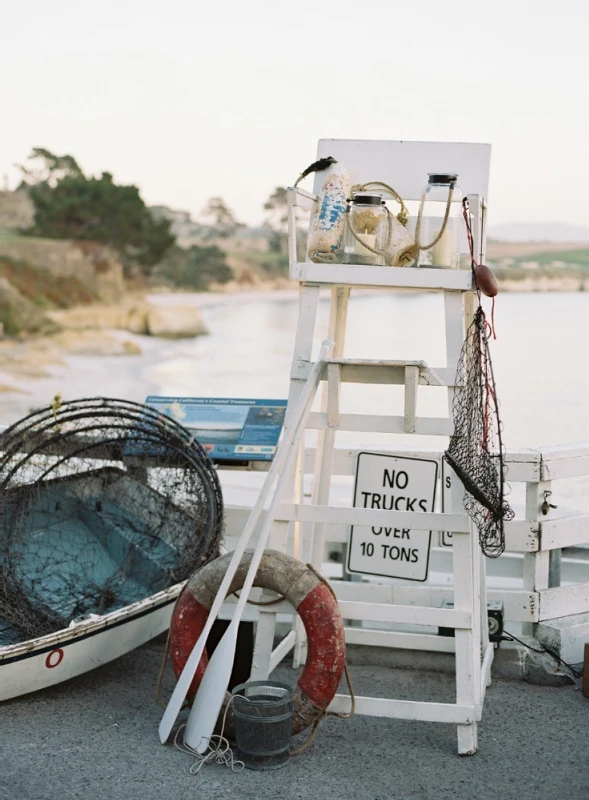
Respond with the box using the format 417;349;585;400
342;192;387;266
414;173;466;268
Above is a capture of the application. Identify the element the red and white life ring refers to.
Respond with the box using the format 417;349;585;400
170;549;345;734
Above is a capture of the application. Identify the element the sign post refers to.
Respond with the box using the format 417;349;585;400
347;452;438;582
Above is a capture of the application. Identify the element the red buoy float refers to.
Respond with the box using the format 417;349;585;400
170;549;345;734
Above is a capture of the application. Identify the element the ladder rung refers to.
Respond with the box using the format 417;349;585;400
325;358;428;368
291;262;474;291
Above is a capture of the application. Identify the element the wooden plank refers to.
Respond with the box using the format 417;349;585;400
314;139;491;201
343;627;456;652
327;363;340;428
307;412;454;436
276;503;471;533
539;582;589;621
404;365;419;433
328;695;476;724
302;446;543;481
269;630;296;672
541;512;589;550
541;456;589;481
291;262;474;291
287;186;317;211
331;580;538;623
337;601;472;628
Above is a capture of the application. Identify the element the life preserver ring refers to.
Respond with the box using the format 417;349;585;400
170;549;345;735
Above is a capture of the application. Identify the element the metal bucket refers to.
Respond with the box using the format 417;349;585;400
231;681;294;770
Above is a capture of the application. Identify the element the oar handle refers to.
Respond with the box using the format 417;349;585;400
158;340;332;742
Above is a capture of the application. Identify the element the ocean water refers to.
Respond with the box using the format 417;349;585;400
3;290;589;511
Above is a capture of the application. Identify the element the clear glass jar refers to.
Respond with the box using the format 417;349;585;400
342;192;387;266
414;173;466;268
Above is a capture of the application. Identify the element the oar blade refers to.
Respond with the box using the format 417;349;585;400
158;636;208;744
184;620;239;754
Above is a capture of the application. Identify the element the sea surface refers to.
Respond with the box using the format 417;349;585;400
3;289;589;511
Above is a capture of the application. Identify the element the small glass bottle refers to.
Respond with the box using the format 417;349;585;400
342;192;387;266
415;173;466;268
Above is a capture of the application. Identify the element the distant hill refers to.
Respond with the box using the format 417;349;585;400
488;222;589;243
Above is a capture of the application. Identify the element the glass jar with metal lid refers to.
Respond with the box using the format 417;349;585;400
342;192;387;266
415;173;466;268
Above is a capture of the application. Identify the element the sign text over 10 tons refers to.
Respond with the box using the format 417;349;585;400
347;453;438;582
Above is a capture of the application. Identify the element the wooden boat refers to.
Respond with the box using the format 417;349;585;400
0;398;224;702
0;468;196;701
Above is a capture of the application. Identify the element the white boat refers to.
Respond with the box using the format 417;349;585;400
0;398;223;702
0;583;180;702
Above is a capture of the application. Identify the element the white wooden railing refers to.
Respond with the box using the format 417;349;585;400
221;441;589;636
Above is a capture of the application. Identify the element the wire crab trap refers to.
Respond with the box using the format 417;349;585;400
0;397;224;641
444;201;514;558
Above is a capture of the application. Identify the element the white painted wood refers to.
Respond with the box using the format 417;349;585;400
277;503;470;533
306;412;454;436
343;627;457;652
287;186;317;212
269;630;297;673
480;642;494;702
0;586;179;701
404;365;419;434
250;593;280;682
541;512;589;550
310;287;349;568
313;139;491;201
327;363;341;428
541;456;589;481
303;446;543;483
539;582;589;621
278;148;489;754
291;262;474;291
328;695;476;725
338;601;471;628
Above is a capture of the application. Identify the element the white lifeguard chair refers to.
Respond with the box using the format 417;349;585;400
249;138;493;755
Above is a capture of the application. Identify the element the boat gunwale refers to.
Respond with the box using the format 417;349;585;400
0;581;184;661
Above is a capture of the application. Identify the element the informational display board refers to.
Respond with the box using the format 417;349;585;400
347;452;438;582
145;396;287;462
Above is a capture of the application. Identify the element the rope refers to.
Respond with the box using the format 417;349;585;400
344;204;414;267
351;181;409;226
414;183;455;251
174;696;245;774
289;562;356;756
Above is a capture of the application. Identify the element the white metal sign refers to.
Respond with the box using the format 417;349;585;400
347;452;438;582
441;458;457;547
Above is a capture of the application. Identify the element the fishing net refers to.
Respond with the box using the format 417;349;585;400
444;202;514;558
0;397;224;641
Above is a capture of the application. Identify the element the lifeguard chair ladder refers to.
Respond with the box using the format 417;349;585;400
249;139;493;755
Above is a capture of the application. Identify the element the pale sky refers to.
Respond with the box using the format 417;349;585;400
1;0;587;227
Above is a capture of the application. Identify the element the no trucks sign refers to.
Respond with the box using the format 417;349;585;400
347;452;438;582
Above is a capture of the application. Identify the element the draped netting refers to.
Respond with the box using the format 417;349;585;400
444;201;514;558
0;397;223;641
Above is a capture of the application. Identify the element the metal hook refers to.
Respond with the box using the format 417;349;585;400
541;490;557;516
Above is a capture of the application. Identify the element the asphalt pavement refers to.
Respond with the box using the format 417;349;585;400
1;637;587;800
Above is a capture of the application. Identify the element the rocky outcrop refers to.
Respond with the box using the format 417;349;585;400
0;238;125;303
0;276;53;334
46;299;209;338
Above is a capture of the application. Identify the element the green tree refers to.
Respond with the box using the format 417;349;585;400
26;168;175;272
155;244;232;289
263;187;289;254
200;197;244;239
17;148;83;187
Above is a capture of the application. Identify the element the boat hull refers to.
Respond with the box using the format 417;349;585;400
0;584;181;702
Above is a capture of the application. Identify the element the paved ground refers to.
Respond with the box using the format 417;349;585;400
1;637;588;800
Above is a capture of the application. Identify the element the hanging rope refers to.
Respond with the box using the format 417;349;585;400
414;182;455;251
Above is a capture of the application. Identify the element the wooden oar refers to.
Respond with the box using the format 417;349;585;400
158;340;333;745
